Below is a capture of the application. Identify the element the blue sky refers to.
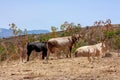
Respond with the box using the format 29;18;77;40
0;0;120;31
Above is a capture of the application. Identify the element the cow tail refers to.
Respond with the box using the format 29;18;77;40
27;42;30;48
27;42;29;45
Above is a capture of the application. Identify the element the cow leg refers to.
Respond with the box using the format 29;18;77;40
91;53;95;62
66;52;69;58
88;54;91;62
42;53;45;59
42;51;47;60
96;54;101;62
69;47;72;58
88;57;91;62
27;51;32;61
57;52;61;59
66;48;70;58
44;51;50;64
92;56;96;62
46;50;50;60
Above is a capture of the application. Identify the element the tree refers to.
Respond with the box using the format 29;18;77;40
60;21;82;36
60;21;69;31
9;23;28;62
51;26;58;37
9;23;20;60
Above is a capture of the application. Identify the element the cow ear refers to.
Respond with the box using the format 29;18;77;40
72;34;75;38
72;34;77;41
102;38;106;42
79;34;83;38
72;34;75;37
101;38;106;47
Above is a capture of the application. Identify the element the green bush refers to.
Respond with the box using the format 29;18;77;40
0;45;4;53
115;29;120;35
104;31;115;39
114;37;120;49
0;45;6;61
39;34;52;42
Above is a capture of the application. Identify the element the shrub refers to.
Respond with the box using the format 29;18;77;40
104;30;115;39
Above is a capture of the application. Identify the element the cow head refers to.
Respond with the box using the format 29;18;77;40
72;34;82;43
70;34;82;47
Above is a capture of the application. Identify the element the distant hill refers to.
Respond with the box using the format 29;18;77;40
0;28;49;38
0;28;14;38
27;30;49;34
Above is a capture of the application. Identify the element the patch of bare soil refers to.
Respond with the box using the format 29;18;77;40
0;52;120;80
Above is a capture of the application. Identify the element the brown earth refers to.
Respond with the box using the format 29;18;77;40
0;52;120;80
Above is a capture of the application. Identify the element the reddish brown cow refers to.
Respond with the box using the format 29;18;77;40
47;34;81;58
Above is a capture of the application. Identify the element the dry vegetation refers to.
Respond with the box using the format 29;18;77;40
0;52;120;80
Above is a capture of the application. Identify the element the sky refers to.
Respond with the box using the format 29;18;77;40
0;0;120;31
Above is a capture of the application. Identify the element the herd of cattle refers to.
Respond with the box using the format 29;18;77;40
26;34;107;62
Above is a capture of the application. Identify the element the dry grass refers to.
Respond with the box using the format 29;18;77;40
0;52;120;80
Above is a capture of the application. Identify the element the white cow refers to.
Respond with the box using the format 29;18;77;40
75;42;107;62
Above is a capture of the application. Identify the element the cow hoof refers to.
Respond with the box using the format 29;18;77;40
24;61;27;63
50;58;54;60
43;61;48;64
78;63;80;64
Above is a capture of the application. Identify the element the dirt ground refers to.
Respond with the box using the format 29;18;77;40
0;52;120;80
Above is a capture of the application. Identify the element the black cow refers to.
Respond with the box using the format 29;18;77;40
27;42;47;61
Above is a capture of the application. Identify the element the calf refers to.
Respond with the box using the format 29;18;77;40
75;41;107;62
26;42;47;61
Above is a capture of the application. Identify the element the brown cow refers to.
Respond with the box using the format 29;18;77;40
47;34;81;59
